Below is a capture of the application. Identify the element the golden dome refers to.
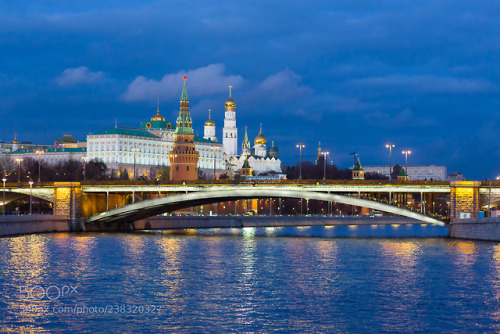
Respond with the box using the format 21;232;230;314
205;109;215;126
225;97;236;107
254;124;267;145
225;86;236;107
152;97;165;121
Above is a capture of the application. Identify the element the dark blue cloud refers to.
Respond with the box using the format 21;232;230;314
0;0;499;179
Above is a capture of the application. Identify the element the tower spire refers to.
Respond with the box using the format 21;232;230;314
157;96;160;115
229;85;232;97
181;75;188;101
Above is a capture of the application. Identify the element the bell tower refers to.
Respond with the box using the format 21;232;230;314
222;86;238;159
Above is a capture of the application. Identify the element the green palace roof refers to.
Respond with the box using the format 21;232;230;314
90;128;160;139
4;147;86;154
193;136;219;144
58;134;77;143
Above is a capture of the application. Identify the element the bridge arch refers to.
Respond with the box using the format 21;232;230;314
87;188;445;226
2;188;54;204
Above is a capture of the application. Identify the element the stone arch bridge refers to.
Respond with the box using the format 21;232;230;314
2;181;499;225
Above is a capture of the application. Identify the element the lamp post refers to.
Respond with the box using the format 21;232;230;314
35;150;43;183
132;147;138;181
81;156;87;181
16;158;23;183
296;143;305;180
29;180;33;215
322;151;329;181
385;143;395;180
213;146;217;180
2;178;6;216
489;176;500;217
402;150;411;180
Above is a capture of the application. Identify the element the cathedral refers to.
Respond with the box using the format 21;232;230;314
207;89;284;179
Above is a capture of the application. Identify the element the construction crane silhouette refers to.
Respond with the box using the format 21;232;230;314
349;152;358;167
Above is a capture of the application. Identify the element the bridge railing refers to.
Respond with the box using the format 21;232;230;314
76;179;452;187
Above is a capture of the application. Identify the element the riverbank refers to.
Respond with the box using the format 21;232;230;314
88;215;426;232
450;217;500;241
0;215;429;236
0;215;69;237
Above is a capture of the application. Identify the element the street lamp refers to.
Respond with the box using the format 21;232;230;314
131;147;138;180
296;143;305;180
35;150;43;183
81;156;88;181
385;143;395;180
489;176;500;217
402;150;411;180
321;151;329;180
29;180;33;215
213;146;217;180
15;158;23;183
2;178;6;216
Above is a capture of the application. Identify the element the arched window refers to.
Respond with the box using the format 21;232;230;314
187;166;189;171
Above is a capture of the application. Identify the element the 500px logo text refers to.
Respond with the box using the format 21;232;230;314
19;285;79;301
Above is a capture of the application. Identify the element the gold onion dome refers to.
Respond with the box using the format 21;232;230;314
254;123;267;145
225;85;236;107
225;96;236;107
205;109;215;126
151;97;165;121
151;112;165;122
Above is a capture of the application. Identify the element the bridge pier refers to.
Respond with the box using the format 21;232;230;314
53;182;82;219
450;181;480;220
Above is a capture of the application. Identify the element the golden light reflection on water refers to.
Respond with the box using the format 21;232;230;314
154;237;183;300
491;245;500;322
235;235;257;325
315;240;338;262
68;235;96;279
379;241;423;317
4;236;50;332
449;240;478;267
380;241;421;266
6;236;49;281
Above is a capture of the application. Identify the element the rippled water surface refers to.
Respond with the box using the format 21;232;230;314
1;226;500;332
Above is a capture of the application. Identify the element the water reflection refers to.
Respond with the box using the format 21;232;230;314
450;240;478;267
1;232;500;332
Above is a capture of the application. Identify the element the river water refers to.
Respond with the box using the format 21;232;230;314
1;225;500;333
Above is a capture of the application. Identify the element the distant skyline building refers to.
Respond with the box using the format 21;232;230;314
363;165;447;181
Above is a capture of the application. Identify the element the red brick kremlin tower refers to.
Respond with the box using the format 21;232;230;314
169;76;200;181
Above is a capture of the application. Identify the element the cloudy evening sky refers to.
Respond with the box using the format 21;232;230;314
0;1;499;179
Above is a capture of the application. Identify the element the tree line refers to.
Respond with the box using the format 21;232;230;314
0;156;108;182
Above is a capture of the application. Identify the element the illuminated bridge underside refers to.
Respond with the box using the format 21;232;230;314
4;188;54;202
87;189;445;226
